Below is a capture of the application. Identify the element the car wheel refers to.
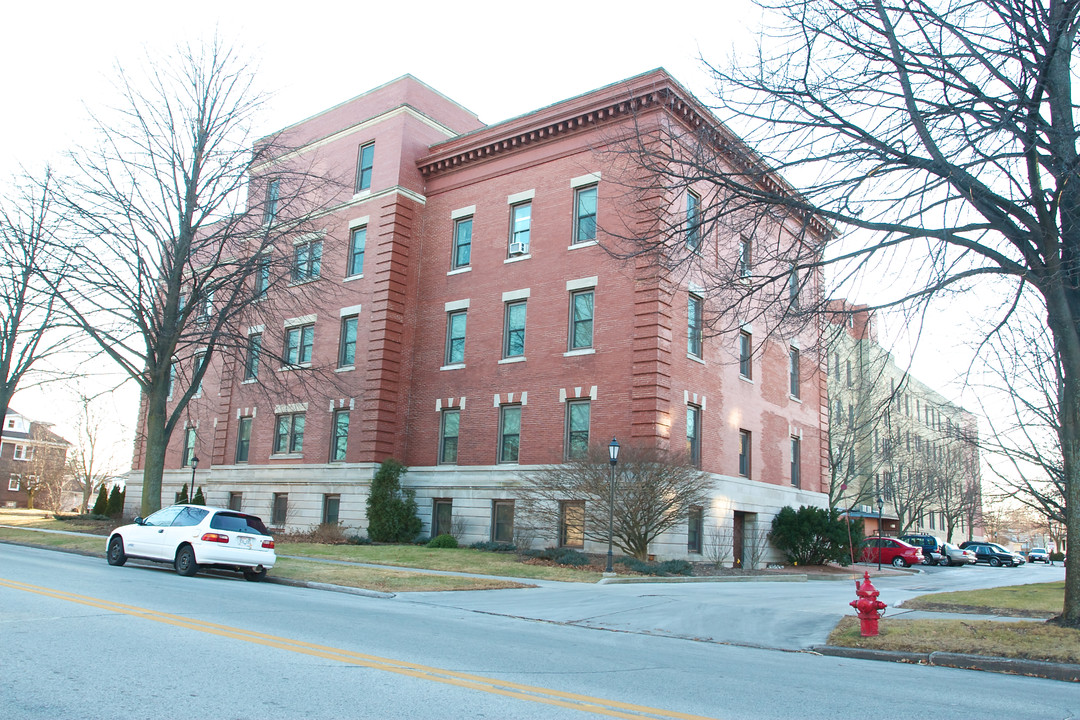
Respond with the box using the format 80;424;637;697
174;545;199;577
989;557;1001;567
242;567;267;582
106;536;127;566
892;556;907;568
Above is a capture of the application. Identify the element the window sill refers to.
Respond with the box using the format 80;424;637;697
351;190;371;201
687;353;705;365
564;348;595;357
440;363;466;371
568;240;598;250
504;254;531;264
739;374;754;384
498;356;526;365
343;273;364;283
278;364;312;372
288;277;321;287
269;453;304;460
789;394;802;403
241;378;258;385
447;267;471;276
335;366;355;373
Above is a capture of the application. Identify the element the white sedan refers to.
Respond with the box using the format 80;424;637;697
106;504;276;581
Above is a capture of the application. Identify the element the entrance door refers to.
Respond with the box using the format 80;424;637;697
733;511;746;568
433;499;452;538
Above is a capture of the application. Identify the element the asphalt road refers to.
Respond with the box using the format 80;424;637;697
4;544;1078;719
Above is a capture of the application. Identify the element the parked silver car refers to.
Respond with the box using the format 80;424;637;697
939;542;976;566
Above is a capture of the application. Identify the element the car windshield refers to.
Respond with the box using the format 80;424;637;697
210;512;271;536
1032;548;1047;553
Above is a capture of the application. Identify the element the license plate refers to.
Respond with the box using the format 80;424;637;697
237;536;252;548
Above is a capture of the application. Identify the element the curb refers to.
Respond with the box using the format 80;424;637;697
266;576;395;599
814;645;1080;683
598;574;808;584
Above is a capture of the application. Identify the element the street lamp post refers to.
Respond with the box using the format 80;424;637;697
190;456;199;504
605;437;620;574
877;495;884;571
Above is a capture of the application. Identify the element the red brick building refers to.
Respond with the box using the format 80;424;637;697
127;70;829;563
1;409;71;510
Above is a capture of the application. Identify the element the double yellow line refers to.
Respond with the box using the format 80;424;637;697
1;578;718;719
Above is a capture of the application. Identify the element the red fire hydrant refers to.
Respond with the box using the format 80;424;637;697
850;571;887;637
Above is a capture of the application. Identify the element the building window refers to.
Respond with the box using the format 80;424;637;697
503;301;526;358
12;444;31;461
285;324;315;366
348;227;366;277
739;330;752;379
445;310;467;365
439;409;460;464
498;405;521;464
492;500;514;543
168;362;177;400
355;142;375;192
688;294;703;358
573;185;597;244
338;315;358;368
569;289;594;350
791;436;801;488
235;417;252;463
432;499;453;537
789;347;800;398
565;400;590;460
323;494;341;525
509;202;531;254
254;254;270;299
274;413;305;454
788;264;799;307
7;475;20;491
559;500;585;548
330;410;349;462
182;427;196;467
192;351;205;398
686;405;701;468
686;191;701;250
738;237;752;277
228;492;243;511
687;506;703;553
264;179;280;225
738;429;751;477
846;360;852;387
292;239;322;282
245;333;262;380
272;493;288;526
453;217;472;269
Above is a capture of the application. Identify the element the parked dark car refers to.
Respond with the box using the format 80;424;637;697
958;541;1018;567
860;537;924;567
899;533;945;565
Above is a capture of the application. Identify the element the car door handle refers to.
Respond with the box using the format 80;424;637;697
157;529;164;533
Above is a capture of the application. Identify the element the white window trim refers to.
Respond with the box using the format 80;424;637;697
447;267;472;276
292;231;325;246
248;324;265;335
274;402;308;414
348;215;370;229
566;276;598;292
339;305;362;317
451;205;475;220
507;189;535;205
502;288;531;302
570;172;601;188
568;240;598;250
504;254;531;264
563;348;596;358
440;363;466;371
284;314;317;328
498;357;526;365
445;299;470;312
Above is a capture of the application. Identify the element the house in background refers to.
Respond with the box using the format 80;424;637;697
126;70;830;563
827;301;983;543
1;409;72;510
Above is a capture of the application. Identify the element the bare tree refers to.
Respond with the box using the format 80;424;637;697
0;169;73;425
66;392;126;513
609;0;1080;626
516;445;711;561
21;432;70;512
48;38;339;515
704;521;734;571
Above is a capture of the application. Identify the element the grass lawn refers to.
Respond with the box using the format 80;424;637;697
829;582;1080;663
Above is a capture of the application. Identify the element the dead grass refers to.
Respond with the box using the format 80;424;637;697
270;558;532;592
829;616;1080;664
0;526;106;553
899;583;1065;618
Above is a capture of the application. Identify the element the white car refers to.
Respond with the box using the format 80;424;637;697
106;504;276;581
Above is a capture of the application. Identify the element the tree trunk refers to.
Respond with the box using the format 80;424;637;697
140;389;168;517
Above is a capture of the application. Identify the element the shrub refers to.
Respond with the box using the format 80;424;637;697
191;486;205;505
769;505;861;566
91;486;108;516
308;522;349;544
656;559;693;576
528;546;590;566
365;459;422;543
347;535;372;545
427;533;459;549
614;558;693;576
469;541;517;553
176;483;189;504
1050;552;1066;562
106;485;125;517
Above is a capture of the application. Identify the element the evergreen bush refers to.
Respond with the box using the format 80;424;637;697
106;485;124;517
769;505;860;566
192;486;205;505
427;533;459;549
176;483;189;504
365;459;422;543
91;486;108;515
469;541;517;552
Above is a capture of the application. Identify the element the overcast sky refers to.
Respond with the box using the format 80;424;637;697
3;0;978;463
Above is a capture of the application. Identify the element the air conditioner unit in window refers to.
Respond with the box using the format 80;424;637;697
508;241;528;256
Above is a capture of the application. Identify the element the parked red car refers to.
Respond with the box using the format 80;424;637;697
860;537;924;567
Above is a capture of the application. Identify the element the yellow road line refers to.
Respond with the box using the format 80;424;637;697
0;578;719;720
